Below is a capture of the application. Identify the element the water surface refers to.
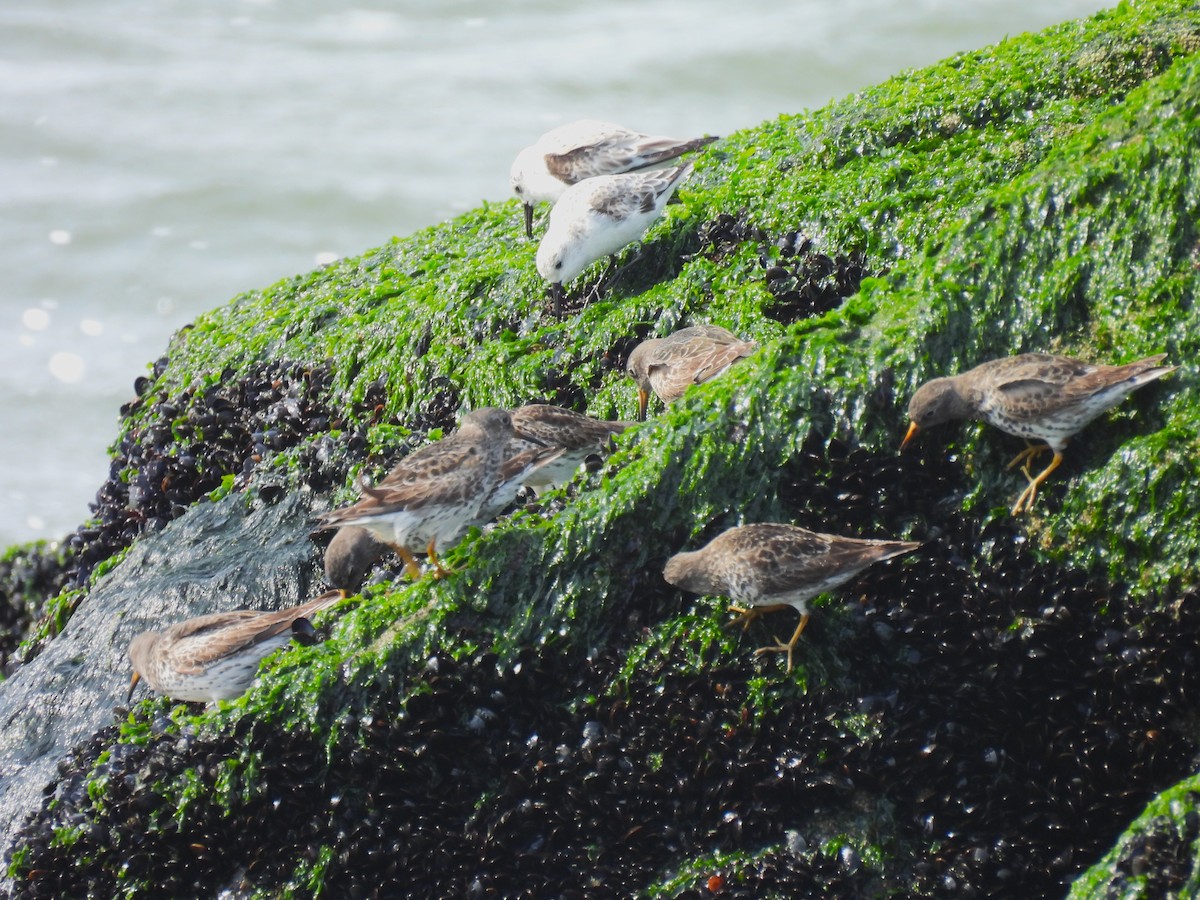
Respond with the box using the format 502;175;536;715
0;0;1110;547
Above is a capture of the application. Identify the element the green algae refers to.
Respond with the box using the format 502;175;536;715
14;0;1200;895
3;847;28;881
0;539;71;672
643;836;887;898
1068;772;1200;898
15;544;132;664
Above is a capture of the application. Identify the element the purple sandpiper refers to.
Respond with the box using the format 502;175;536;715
902;352;1176;514
626;324;758;420
507;404;631;491
317;407;519;579
664;523;919;673
126;589;344;703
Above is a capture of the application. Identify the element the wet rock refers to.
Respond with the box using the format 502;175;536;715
0;490;323;863
6;4;1200;897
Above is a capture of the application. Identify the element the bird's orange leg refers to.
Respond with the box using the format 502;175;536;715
1011;451;1064;515
1005;441;1051;471
426;539;453;580
724;603;791;631
753;612;811;674
388;544;424;580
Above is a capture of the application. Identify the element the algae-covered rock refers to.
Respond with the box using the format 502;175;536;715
5;1;1200;896
1068;774;1200;898
0;492;322;865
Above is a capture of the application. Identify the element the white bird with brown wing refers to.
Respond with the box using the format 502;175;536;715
510;119;716;237
536;162;696;315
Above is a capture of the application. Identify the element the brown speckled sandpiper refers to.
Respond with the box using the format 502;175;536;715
664;523;919;673
317;407;519;579
126;590;344;704
902;352;1176;514
507;404;631;491
626;324;758;420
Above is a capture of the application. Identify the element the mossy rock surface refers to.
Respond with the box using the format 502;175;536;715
5;1;1200;897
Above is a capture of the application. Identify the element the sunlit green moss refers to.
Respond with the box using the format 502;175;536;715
23;0;1200;894
281;845;335;900
1068;772;1200;898
4;846;29;881
16;545;133;664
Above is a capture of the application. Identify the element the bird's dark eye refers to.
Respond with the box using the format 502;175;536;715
555;261;563;270
514;185;523;194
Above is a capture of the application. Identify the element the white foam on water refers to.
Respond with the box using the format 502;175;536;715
22;308;50;331
48;351;86;384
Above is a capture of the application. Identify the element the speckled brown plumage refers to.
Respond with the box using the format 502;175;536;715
626;324;758;420
473;441;567;522
507;404;631;490
664;523;920;672
317;407;518;578
543;127;715;186
127;590;344;703
903;352;1176;513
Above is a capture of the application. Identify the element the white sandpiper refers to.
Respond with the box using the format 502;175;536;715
535;162;696;316
510;119;716;237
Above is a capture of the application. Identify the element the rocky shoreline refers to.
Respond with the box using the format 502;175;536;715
4;2;1200;896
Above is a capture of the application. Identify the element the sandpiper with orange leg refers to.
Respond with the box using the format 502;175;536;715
902;352;1176;514
318;407;531;579
664;523;920;673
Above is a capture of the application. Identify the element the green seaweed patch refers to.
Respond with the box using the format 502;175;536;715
614;606;737;683
16;586;89;665
279;844;335;900
0;538;74;671
0;538;66;568
1068;773;1200;897
13;2;1200;896
644;847;759;898
645;835;887;898
4;846;29;881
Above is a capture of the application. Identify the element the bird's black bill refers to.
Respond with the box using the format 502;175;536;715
550;282;566;317
523;203;535;239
